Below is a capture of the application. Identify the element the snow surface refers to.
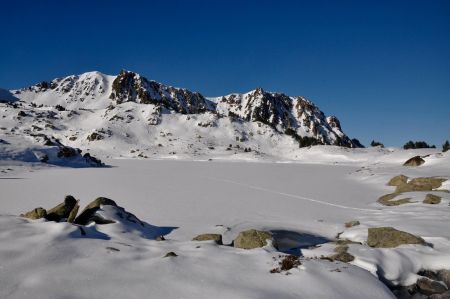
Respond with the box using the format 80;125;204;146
1;147;449;298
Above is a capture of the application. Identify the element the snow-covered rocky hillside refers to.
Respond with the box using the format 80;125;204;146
0;70;361;164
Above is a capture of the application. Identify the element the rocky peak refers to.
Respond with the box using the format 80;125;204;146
110;70;211;114
326;116;342;131
217;89;358;147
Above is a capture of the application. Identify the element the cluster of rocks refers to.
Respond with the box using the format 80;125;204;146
393;270;450;298
192;229;275;249
378;175;447;206
336;219;450;298
20;196;449;298
20;196;132;226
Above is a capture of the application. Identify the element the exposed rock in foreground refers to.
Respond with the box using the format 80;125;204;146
367;227;426;248
330;245;355;263
74;197;118;225
20;196;144;228
46;195;78;222
234;229;275;249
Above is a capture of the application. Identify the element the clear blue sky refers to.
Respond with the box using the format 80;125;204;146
1;0;449;147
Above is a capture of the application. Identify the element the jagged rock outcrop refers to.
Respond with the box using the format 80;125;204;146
216;88;358;147
110;70;211;114
46;195;78;222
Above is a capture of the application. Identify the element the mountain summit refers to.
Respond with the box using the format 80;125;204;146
0;70;361;162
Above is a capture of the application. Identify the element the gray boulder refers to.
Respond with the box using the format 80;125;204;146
234;229;275;249
367;227;426;248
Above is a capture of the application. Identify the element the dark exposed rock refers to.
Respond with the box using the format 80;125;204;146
57;146;78;158
39;154;49;163
429;291;450;299
423;194;442;204
67;200;80;223
46;195;78;222
367;227;425;248
110;70;209;114
416;278;448;296
87;132;104;141
351;138;365;148
55;105;66;111
403;156;425;167
163;251;178;258
437;270;450;289
270;255;302;273
74;197;117;225
82;153;104;166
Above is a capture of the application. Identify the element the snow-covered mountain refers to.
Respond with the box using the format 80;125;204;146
0;70;361;163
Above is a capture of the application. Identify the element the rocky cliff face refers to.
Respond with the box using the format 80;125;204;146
216;88;356;147
110;70;211;114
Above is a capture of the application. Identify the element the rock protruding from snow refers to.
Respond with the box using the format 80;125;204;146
216;88;358;147
403;155;425;166
387;174;408;186
74;197;118;225
46;195;78;222
234;229;275;249
367;227;426;248
192;233;223;244
110;70;211;114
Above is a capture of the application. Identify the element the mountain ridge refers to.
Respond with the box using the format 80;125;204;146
0;70;362;165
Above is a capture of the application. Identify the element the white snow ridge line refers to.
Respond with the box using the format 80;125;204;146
202;176;378;212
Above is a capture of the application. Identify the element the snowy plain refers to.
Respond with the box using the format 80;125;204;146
1;147;449;298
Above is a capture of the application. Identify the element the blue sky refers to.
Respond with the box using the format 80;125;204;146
1;0;449;146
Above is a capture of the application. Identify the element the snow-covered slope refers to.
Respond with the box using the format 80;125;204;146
0;70;361;164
